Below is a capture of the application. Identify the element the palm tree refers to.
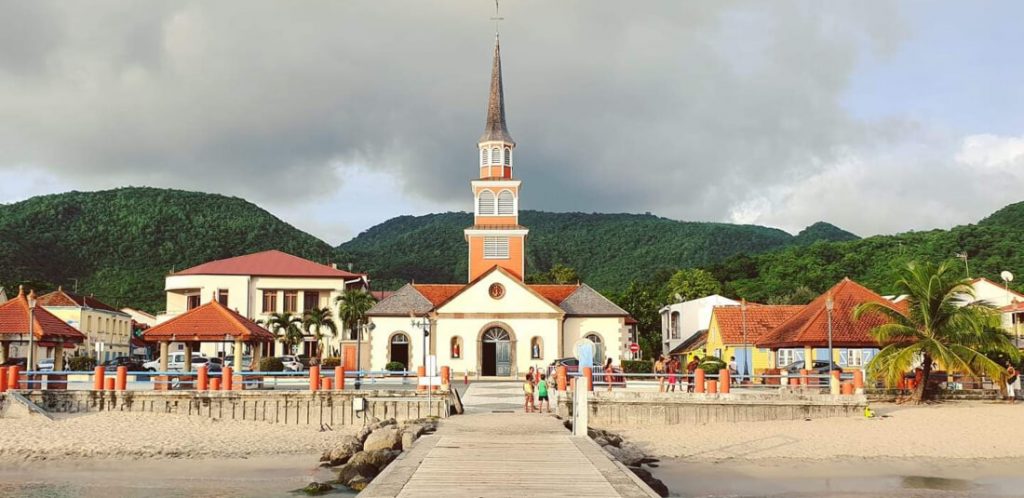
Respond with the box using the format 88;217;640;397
266;312;305;355
854;260;1019;403
303;307;338;360
335;289;377;340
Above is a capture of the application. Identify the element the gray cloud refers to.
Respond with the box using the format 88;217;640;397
7;1;1010;241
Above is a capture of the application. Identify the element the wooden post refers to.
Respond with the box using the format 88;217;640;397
335;366;345;390
197;365;209;391
309;366;321;392
116;366;128;391
556;365;568;391
719;369;730;394
93;366;105;390
582;367;593;392
694;368;705;393
222;366;233;391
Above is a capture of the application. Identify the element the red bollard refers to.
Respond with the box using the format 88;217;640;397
841;382;854;395
335;366;345;390
116;366;128;391
105;377;115;390
557;365;568;392
789;377;801;386
464;372;469;385
8;366;20;391
800;369;810;386
0;366;7;393
309;366;321;392
93;366;105;390
694;369;706;393
853;370;864;392
196;365;209;391
222;366;233;391
707;379;718;394
441;366;451;387
322;377;333;390
719;369;731;394
416;366;426;392
210;377;221;391
582;367;594;391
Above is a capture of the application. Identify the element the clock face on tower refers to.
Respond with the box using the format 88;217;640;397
488;283;506;300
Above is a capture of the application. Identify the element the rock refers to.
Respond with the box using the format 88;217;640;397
300;481;334;495
355;425;374;444
349;448;400;471
605;433;624;448
402;423;425;438
325;436;363;466
628;467;669;497
363;426;402;452
337;462;379;487
401;431;417;451
593;436;610;447
348;475;371;491
605;444;645;467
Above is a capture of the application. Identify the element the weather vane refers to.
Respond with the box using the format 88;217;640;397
490;0;504;36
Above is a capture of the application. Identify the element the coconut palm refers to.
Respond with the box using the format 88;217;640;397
266;312;305;354
854;260;1019;403
303;307;338;360
335;289;377;340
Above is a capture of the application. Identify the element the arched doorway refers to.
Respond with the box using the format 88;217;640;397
390;333;410;369
481;327;511;376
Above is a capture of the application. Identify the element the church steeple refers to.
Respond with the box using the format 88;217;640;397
480;36;515;145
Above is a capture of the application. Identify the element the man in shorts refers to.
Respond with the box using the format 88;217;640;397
537;373;551;413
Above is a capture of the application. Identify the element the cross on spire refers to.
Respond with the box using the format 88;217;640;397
490;0;504;37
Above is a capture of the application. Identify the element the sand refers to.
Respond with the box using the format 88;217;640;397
600;402;1024;461
0;411;355;462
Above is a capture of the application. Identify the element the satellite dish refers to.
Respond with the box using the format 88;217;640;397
1001;271;1014;282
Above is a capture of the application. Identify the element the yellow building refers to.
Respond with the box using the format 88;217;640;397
703;304;804;378
37;287;133;361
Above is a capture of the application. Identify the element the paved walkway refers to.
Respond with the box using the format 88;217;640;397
361;382;657;497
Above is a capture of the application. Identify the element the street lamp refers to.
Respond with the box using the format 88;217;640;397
410;315;431;409
825;293;834;386
740;299;748;384
27;293;37;372
355;320;375;390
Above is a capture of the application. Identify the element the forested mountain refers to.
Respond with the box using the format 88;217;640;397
336;211;856;291
0;188;333;312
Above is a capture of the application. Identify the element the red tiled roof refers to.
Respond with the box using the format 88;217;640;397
528;285;580;304
758;278;904;349
1001;300;1024;313
0;289;86;343
173;250;364;279
713;305;804;345
142;300;276;342
411;285;465;307
36;288;121;313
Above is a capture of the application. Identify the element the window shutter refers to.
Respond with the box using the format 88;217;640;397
497;190;515;215
491;147;500;164
478;191;496;215
862;349;874;365
839;350;848;366
504;147;511;165
483;236;509;259
794;349;805;362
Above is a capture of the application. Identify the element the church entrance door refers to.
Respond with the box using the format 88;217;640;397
482;327;511;376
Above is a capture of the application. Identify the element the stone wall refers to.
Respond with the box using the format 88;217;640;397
13;390;449;426
559;391;866;426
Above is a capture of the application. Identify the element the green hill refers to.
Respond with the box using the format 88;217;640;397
0;187;334;312
336;211;858;291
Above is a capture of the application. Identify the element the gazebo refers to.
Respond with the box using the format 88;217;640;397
142;299;276;379
0;287;86;370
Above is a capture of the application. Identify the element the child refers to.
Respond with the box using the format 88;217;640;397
537;373;550;413
523;373;535;413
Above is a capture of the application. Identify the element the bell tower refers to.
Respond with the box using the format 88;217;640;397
465;33;527;281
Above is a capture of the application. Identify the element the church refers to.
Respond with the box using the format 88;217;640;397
365;34;631;378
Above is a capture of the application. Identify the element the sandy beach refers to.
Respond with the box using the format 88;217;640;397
599;402;1024;461
0;411;355;462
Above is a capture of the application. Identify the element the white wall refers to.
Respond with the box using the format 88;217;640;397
660;295;739;353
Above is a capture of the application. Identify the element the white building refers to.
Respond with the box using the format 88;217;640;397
659;294;739;354
160;250;368;360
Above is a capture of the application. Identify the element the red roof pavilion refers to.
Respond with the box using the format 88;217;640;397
142;300;275;343
0;288;86;347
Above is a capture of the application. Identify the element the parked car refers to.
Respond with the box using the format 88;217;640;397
103;356;145;371
278;355;304;372
783;360;843;375
142;352;209;372
1;358;27;368
37;358;54;372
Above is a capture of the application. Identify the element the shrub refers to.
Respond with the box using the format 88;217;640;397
259;357;285;372
699;356;727;375
385;361;406;372
68;356;96;371
621;360;653;373
320;357;341;368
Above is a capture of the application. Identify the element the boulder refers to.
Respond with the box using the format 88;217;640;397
593;436;610;447
363;426;402;452
324;436;363;466
605;433;624;448
628;467;669;497
300;481;334;495
401;431;417;451
355;425;374;444
347;475;371;491
402;423;425;438
337;462;379;488
604;444;645;467
349;448;400;471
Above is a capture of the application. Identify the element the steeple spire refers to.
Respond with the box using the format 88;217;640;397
480;35;515;145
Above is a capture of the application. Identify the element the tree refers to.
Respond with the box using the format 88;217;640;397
767;286;818;305
266;312;304;354
303;307;338;360
854;260;1019;403
665;268;722;303
335;289;377;340
610;281;663;360
527;263;579;284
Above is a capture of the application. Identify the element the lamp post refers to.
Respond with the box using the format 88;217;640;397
411;315;431;409
740;299;748;384
825;293;834;384
27;293;37;372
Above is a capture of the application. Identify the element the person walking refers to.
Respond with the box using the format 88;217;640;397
604;357;615;392
654;355;666;393
666;356;678;392
1006;361;1019;403
686;355;700;393
728;356;739;386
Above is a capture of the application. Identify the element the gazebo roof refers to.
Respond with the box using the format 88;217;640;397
143;300;275;342
0;288;86;346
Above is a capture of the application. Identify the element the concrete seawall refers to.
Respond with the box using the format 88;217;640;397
560;391;866;426
10;390;449;426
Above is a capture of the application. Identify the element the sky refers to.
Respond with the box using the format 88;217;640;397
2;1;1023;245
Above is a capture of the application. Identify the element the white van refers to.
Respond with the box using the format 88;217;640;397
143;352;208;372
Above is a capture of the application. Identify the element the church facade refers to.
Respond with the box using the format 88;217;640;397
366;35;631;378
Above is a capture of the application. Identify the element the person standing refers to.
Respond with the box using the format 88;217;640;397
686;355;700;393
654;356;666;393
1006;361;1019;403
728;356;739;386
523;373;535;413
537;373;551;412
666;356;678;392
604;357;614;392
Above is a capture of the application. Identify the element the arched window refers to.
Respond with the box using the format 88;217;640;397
496;190;515;215
531;337;543;359
491;147;501;164
477;190;496;215
504;147;511;166
450;336;463;359
480;148;487;166
585;333;605;366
